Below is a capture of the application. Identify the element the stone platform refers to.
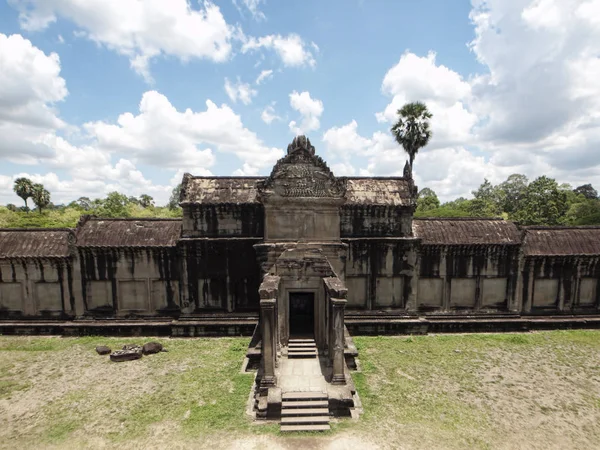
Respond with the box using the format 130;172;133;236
2;314;600;337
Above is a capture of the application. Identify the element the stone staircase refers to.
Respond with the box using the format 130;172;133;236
280;391;330;432
287;338;317;358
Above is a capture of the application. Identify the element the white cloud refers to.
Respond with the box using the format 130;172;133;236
0;33;68;164
322;120;372;157
376;51;477;149
0;33;67;130
1;164;174;206
255;69;273;84
10;0;235;82
261;104;281;125
331;162;356;176
469;0;600;145
0;33;284;206
233;0;266;21
224;77;257;105
85;90;282;175
288;91;323;134
363;0;600;200
242;33;316;67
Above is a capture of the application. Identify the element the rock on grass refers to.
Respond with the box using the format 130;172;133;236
142;342;164;355
95;345;111;355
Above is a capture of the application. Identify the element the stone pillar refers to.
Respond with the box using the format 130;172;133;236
260;298;277;388
330;297;347;385
406;245;418;311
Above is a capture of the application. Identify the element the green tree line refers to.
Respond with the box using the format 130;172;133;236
1;179;182;228
415;177;600;226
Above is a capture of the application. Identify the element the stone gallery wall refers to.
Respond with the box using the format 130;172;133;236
340;205;413;238
522;256;600;312
179;238;262;313
77;247;180;317
416;245;521;313
343;239;419;310
0;258;76;318
0;229;76;318
182;204;264;238
521;227;600;313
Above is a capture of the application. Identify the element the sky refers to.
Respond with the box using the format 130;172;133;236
0;0;599;206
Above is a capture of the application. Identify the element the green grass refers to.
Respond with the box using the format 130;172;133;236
350;331;600;449
1;331;600;449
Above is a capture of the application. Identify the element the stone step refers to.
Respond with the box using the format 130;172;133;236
282;392;328;401
281;408;329;416
288;339;316;344
282;400;329;408
281;416;330;424
287;351;316;358
280;424;331;432
288;342;316;347
288;347;316;352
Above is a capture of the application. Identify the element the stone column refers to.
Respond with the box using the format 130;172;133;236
406;245;418;312
330;297;347;385
260;298;277;387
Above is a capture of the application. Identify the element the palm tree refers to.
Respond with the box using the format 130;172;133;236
390;102;432;171
13;177;34;210
31;183;51;214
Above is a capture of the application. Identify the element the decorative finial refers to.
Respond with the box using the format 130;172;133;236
287;135;315;155
403;160;412;179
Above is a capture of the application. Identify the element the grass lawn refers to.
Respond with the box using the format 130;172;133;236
1;331;599;449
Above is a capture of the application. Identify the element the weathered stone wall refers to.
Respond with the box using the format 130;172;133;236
415;245;521;313
343;238;418;310
522;256;600;313
340;206;413;237
0;259;75;318
182;204;264;238
180;238;262;313
264;202;341;241
78;248;180;317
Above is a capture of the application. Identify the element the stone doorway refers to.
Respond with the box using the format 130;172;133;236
289;292;314;336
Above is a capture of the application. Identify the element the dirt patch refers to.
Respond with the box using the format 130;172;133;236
466;345;600;449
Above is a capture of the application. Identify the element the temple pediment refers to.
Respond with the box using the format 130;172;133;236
257;136;346;201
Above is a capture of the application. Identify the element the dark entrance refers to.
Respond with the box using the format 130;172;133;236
289;292;314;336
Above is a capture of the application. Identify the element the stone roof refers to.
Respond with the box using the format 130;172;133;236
75;217;181;248
180;176;262;205
179;175;414;206
413;218;521;245
523;226;600;256
0;228;73;259
345;178;414;206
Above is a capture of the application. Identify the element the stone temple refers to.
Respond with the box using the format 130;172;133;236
1;136;600;422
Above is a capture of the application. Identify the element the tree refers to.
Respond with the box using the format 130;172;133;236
390;102;432;170
98;192;130;217
139;194;154;208
127;196;140;206
168;184;182;210
514;176;569;225
31;183;50;214
497;174;528;216
573;183;598;200
416;188;440;212
75;197;93;211
565;199;600;225
469;179;502;217
13;177;34;210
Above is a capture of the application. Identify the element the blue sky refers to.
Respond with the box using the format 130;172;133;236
1;0;599;205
